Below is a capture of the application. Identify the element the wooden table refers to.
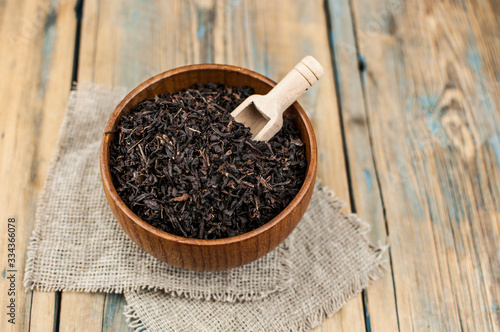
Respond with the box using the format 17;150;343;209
1;0;499;331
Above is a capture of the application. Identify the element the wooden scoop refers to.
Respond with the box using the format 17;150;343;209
231;56;324;141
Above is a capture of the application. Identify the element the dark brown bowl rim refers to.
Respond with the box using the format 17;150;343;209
100;64;317;247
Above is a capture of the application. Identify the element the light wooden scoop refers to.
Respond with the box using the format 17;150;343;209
231;56;324;141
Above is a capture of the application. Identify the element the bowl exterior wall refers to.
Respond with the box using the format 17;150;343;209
100;65;318;271
103;174;315;270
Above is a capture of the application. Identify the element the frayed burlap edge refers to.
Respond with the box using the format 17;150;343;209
24;238;293;303
114;237;293;302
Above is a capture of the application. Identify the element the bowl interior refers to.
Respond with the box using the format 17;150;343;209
101;65;316;246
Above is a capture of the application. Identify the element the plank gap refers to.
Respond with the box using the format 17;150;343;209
387;247;401;332
362;290;371;332
54;292;61;332
27;291;33;331
71;0;84;85
100;294;106;332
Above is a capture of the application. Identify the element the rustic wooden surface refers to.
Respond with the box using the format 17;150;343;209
0;0;498;331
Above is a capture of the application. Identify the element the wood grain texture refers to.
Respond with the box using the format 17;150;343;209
326;0;399;331
350;0;500;330
59;292;105;332
102;294;129;332
30;292;58;332
0;0;77;331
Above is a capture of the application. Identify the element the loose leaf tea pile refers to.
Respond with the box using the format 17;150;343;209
109;83;307;239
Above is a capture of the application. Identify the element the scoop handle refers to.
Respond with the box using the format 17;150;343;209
265;56;324;115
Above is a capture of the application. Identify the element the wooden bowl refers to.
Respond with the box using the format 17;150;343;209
100;64;317;271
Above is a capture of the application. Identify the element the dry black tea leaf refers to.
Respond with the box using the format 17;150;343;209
109;83;307;239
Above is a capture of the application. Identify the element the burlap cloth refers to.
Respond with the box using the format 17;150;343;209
25;83;385;331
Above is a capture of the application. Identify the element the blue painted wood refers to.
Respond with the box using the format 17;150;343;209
102;294;130;332
348;0;500;330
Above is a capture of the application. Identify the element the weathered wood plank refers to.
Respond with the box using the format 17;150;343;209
56;0;112;330
0;0;76;331
30;292;58;332
350;0;500;330
325;0;399;331
59;292;105;332
102;294;130;332
29;1;79;330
